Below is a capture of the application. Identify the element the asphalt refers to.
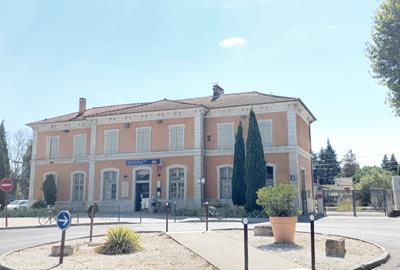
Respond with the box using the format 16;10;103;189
0;216;399;269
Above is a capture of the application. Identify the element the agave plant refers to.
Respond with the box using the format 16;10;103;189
96;226;142;255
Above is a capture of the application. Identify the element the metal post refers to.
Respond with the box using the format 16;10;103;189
5;192;8;228
139;203;142;224
243;218;249;270
118;205;121;223
59;230;66;264
310;215;315;270
165;202;169;232
351;190;357;217
205;201;209;232
77;206;80;224
174;201;177;223
89;206;95;242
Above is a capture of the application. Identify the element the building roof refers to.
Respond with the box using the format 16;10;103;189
28;91;315;125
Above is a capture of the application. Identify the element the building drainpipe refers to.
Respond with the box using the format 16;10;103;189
202;108;210;202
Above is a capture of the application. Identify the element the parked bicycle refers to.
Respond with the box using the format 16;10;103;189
198;205;225;221
38;206;60;225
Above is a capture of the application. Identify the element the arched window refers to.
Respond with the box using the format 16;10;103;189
168;167;185;200
71;172;85;201
102;170;118;200
219;166;233;200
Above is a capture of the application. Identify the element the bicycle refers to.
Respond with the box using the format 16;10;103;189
38;206;60;225
198;205;225;221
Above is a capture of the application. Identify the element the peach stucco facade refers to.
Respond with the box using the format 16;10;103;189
28;90;316;212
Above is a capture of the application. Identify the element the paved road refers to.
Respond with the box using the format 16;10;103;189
0;216;399;269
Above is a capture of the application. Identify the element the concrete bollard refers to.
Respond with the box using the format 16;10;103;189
254;225;273;237
326;237;346;258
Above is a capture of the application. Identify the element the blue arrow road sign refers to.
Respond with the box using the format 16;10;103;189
56;210;71;231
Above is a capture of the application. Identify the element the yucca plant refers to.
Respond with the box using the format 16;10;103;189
96;226;142;255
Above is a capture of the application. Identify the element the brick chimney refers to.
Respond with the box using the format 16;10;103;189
79;98;86;114
212;84;224;101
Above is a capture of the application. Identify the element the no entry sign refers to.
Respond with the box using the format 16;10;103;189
0;178;13;192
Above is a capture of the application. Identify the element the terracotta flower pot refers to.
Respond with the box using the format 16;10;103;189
269;216;297;243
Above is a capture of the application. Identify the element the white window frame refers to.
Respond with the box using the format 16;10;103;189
168;124;185;151
70;171;86;201
136;127;151;153
217;164;233;200
258;120;273;147
166;165;187;201
265;163;277;186
104;129;119;155
73;134;87;158
46;136;59;159
217;123;234;149
100;168;119;200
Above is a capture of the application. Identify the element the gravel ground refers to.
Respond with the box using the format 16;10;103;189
3;233;216;270
217;230;383;270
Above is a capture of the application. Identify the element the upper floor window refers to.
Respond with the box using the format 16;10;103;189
219;166;233;200
104;130;118;155
46;137;59;159
169;125;184;151
71;172;85;201
136;127;151;152
73;134;87;158
217;123;234;149
169;167;185;200
103;170;118;200
265;165;275;187
258;120;273;147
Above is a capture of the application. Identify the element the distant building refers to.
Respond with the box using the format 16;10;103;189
334;177;353;191
27;84;316;212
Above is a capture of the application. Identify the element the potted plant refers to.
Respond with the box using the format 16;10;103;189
257;183;299;243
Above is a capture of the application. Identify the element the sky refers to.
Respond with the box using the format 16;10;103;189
0;0;399;166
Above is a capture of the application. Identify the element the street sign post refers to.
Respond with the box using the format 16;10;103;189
56;210;72;264
87;204;98;242
0;178;14;228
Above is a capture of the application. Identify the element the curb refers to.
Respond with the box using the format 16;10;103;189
0;221;136;231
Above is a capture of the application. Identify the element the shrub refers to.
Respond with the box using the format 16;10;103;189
175;208;200;217
31;200;47;209
96;226;142;255
256;183;299;217
42;174;57;205
0;207;48;217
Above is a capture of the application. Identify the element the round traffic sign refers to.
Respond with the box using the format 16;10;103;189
56;210;72;231
0;178;13;192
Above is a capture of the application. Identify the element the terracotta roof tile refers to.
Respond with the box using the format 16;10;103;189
28;91;301;125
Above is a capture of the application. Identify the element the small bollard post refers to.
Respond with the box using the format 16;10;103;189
77;207;80;224
205;201;209;232
139;203;142;224
165;202;169;232
352;190;357;217
243;218;249;270
5;192;8;228
118;205;121;223
310;214;315;270
174;201;177;223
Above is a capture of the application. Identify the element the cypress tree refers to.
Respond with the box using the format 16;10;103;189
232;121;246;206
382;154;390;171
0;121;10;208
42;174;57;205
244;109;266;212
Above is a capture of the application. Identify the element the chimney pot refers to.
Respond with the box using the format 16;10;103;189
212;84;224;101
79;98;86;114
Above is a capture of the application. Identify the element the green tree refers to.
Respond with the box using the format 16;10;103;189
232;121;246;206
341;150;360;177
313;139;340;184
389;153;398;173
42;174;57;205
244;109;266;212
381;154;390;170
0;121;10;209
21;141;32;199
367;0;400;115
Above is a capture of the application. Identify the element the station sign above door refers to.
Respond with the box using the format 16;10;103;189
126;159;161;166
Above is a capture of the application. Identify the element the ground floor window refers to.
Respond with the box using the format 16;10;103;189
219;167;233;199
72;173;84;201
169;167;184;200
265;165;274;187
103;170;117;200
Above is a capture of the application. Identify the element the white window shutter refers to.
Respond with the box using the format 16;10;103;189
258;121;273;147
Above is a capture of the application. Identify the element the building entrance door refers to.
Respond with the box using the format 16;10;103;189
135;183;149;211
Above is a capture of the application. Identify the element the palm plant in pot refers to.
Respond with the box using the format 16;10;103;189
257;183;299;243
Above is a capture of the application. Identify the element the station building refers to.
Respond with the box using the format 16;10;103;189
27;85;316;212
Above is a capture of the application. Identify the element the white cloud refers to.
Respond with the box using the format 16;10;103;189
329;25;337;30
218;37;247;48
